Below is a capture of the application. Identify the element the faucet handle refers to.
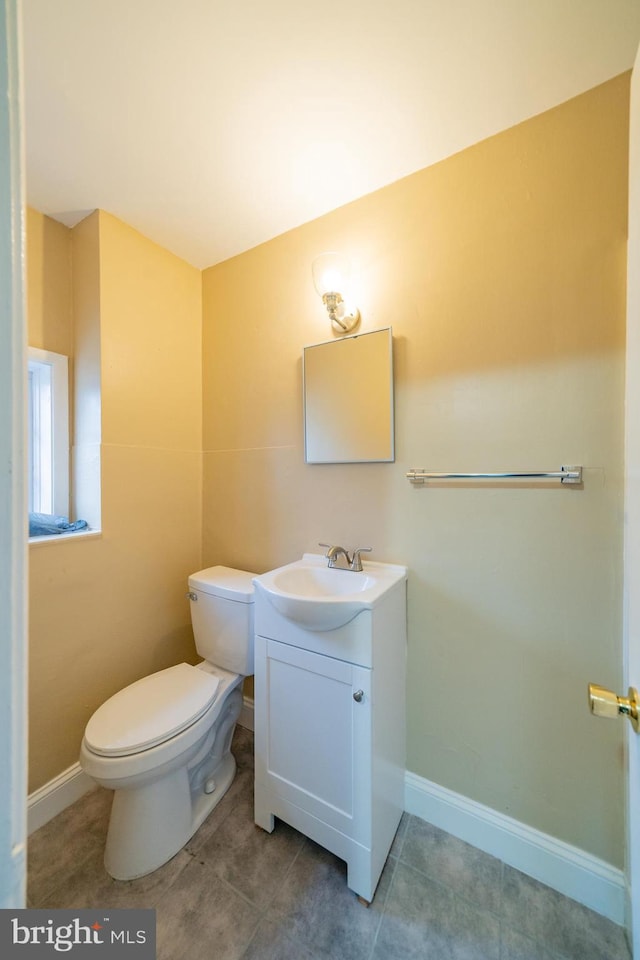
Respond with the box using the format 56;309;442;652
350;547;372;571
318;542;332;555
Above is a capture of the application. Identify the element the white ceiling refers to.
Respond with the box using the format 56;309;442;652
22;0;640;270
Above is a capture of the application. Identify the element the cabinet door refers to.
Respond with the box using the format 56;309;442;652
261;638;372;844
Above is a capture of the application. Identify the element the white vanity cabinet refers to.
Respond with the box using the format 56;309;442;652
253;560;407;903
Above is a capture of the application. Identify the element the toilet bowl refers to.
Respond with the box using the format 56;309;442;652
79;566;255;880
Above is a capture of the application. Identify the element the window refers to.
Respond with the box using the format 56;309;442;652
27;346;69;516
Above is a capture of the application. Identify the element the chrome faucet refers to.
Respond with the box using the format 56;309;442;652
319;543;372;572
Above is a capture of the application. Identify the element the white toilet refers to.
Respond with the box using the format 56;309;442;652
79;565;255;880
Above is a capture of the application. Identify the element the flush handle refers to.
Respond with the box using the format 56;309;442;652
588;683;639;732
186;591;198;602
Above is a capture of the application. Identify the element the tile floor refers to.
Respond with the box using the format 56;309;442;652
28;727;630;960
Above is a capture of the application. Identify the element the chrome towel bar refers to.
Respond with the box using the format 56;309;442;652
406;465;583;485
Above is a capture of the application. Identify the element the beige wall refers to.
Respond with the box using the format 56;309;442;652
25;74;629;866
202;75;629;865
26;207;73;357
71;212;102;528
27;210;203;792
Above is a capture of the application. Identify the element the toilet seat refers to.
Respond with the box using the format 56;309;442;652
84;663;220;758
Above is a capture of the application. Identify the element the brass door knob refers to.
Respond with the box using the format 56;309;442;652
588;683;639;732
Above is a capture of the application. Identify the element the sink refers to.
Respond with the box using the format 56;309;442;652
254;553;406;631
271;566;375;598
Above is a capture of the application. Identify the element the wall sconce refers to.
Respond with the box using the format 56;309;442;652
312;252;360;333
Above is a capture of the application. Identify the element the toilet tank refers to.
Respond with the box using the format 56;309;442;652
188;566;256;676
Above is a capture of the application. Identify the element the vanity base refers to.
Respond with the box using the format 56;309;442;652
252;561;407;906
255;781;396;904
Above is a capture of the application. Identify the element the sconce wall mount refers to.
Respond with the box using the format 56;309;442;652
313;252;361;334
321;292;360;333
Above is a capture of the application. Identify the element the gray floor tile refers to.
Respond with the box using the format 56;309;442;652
38;845;193;910
270;838;383;960
155;858;260;960
501;866;630;960
195;796;304;909
242;916;322;960
500;924;545;960
501;866;560;943
28;786;112;905
543;889;630;960
232;724;255;772
400;816;503;914
374;860;500;960
26;729;629;960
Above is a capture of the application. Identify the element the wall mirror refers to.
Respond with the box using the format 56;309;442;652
303;327;394;463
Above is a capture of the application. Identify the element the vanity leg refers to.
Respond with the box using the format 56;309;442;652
254;810;275;832
254;817;273;833
356;895;371;908
253;786;275;833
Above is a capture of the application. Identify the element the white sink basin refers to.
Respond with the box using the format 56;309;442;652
254;553;406;631
271;565;375;598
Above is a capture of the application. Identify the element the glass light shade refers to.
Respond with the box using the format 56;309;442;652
312;252;350;297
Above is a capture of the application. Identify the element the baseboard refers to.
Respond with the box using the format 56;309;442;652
404;770;625;926
27;763;95;836
239;695;254;731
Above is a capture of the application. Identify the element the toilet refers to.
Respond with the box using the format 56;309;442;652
79;565;255;880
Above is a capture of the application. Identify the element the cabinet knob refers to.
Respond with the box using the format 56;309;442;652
353;690;364;703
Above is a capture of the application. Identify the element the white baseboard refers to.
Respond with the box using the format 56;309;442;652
238;695;254;731
28;763;95;836
404;770;625;926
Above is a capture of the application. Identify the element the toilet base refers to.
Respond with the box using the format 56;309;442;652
103;689;242;880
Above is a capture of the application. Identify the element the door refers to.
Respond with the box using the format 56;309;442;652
626;45;640;958
0;0;28;909
589;47;640;955
257;637;372;844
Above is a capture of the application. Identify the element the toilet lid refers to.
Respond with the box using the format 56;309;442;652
84;663;220;757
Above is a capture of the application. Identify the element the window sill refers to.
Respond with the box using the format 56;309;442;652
29;529;102;546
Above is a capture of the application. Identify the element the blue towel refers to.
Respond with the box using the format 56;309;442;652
29;513;89;537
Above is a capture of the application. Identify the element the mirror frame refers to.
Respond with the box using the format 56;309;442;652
303;326;395;464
